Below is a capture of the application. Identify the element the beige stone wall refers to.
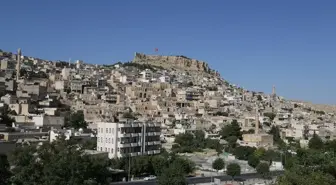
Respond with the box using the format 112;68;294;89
133;53;210;72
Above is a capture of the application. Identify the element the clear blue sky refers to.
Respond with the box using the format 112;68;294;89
1;0;336;104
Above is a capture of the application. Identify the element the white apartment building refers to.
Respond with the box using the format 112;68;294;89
97;119;161;158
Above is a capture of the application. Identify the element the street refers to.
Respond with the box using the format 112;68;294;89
110;171;284;185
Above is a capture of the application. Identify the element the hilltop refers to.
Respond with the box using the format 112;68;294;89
133;52;213;73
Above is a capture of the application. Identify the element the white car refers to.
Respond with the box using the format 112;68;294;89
144;175;156;181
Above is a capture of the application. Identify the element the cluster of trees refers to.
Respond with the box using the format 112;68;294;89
211;158;242;180
65;110;88;129
277;139;336;185
109;150;195;179
0;137;196;185
1;137;114;185
122;62;164;71
214;111;229;117
19;69;48;79
172;130;223;154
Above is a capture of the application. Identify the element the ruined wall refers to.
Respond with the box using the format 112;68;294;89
133;53;210;72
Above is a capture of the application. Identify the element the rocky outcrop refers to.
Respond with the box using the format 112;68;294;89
133;52;210;72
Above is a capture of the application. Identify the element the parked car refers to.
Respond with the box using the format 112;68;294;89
144;175;156;181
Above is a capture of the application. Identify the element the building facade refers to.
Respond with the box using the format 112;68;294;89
97;119;161;158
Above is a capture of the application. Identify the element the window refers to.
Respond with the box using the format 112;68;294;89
111;148;114;153
112;128;114;133
118;148;120;152
100;147;102;151
106;128;108;133
112;138;114;144
109;138;111;143
98;128;100;133
109;128;111;133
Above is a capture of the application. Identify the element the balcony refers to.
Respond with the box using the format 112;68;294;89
131;142;141;147
153;132;161;136
147;151;154;155
146;123;155;127
119;142;131;148
153;150;160;154
131;133;140;137
130;152;138;157
131;123;140;127
146;132;154;136
146;141;154;146
153;141;161;145
119;133;131;137
119;123;132;128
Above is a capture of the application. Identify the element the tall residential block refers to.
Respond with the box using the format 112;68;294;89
97;119;161;158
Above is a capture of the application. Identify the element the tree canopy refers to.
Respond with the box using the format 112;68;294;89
248;154;260;168
308;133;323;150
157;162;187;185
220;120;242;140
173;130;223;154
65;110;88;129
9;138;112;185
212;158;225;171
256;162;270;179
226;163;241;179
277;141;336;185
0;154;11;185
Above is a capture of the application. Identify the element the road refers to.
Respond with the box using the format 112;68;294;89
110;171;284;185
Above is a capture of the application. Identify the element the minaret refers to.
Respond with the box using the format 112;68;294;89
272;85;276;101
16;48;21;81
255;106;259;134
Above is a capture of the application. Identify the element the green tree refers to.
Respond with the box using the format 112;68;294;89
212;158;225;171
0;154;11;185
220;120;242;140
308;134;323;150
10;137;112;185
248;154;260;168
151;155;168;176
157;163;187;185
257;95;263;101
66;111;88;129
172;157;195;175
233;146;256;160
226;163;241;179
226;136;238;149
263;112;276;121
0;113;15;127
82;138;97;150
269;126;285;146
256;162;270;179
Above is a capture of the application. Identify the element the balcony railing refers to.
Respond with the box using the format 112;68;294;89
119;133;131;137
119;143;131;148
146;132;154;136
146;141;154;146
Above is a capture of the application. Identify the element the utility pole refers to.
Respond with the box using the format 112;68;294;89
128;155;131;182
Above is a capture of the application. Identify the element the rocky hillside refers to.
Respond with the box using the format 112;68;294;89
133;52;211;72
